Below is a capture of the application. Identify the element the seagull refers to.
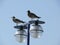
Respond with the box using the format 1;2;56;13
27;10;41;19
12;16;25;26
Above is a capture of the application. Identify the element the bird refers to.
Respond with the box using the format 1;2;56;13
12;16;25;26
27;10;41;19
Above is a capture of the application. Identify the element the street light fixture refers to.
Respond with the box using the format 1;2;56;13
29;20;44;38
14;29;27;43
30;25;43;38
12;13;45;45
14;25;27;43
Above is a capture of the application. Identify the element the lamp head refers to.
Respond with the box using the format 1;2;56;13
30;24;43;38
14;30;27;43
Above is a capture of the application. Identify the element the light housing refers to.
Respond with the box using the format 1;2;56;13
14;30;27;43
30;24;43;38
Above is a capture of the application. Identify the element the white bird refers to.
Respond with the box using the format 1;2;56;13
27;10;41;19
12;16;25;26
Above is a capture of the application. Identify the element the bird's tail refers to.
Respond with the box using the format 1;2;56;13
38;17;41;18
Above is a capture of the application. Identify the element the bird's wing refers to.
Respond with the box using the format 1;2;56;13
15;19;21;22
31;13;41;18
20;20;25;23
16;19;25;23
31;13;38;17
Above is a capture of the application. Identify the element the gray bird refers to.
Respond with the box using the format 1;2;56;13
27;10;41;19
12;16;25;26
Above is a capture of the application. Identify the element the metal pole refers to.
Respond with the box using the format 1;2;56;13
27;24;30;45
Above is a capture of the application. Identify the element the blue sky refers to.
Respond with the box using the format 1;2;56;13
0;0;60;45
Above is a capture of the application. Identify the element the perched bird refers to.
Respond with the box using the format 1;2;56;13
27;10;41;19
12;16;25;26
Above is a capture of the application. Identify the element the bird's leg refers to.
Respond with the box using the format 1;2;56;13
31;18;34;21
36;18;39;20
31;19;32;20
16;23;18;26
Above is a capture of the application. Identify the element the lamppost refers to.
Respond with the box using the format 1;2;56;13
13;13;45;45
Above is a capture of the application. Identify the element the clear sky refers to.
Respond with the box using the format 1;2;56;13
0;0;60;45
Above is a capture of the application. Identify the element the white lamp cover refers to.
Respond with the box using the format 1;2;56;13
30;24;43;38
14;30;27;43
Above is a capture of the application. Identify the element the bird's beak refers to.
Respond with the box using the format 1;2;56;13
11;17;13;18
